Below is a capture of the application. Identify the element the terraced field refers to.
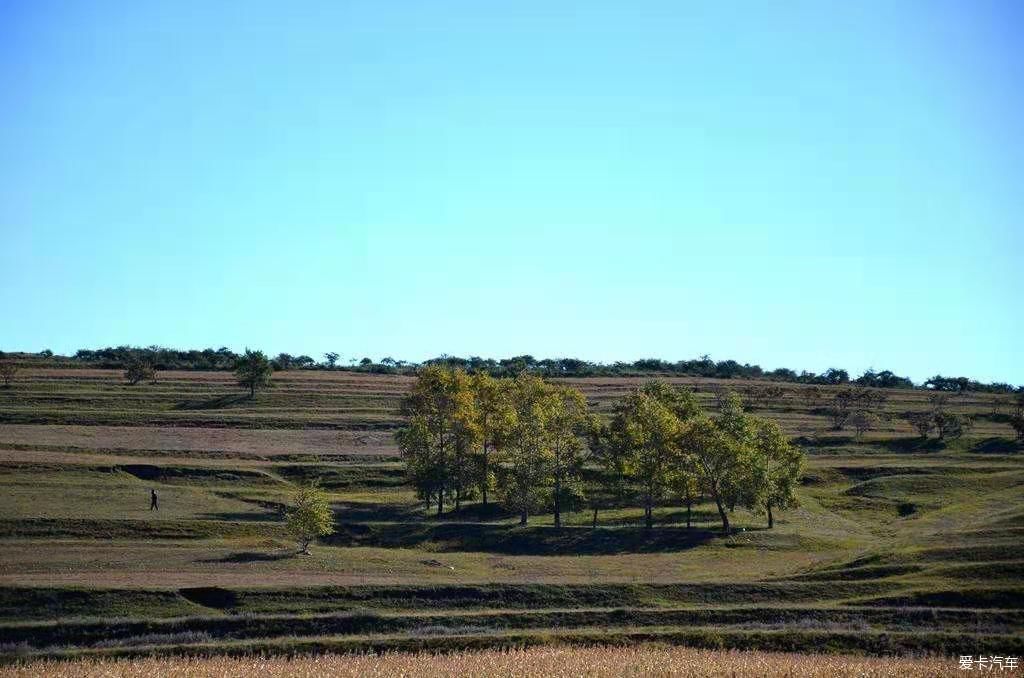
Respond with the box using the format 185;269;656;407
0;368;1021;662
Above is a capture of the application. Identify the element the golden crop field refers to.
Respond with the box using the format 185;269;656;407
0;646;965;678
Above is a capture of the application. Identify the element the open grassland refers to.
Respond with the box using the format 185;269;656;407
0;646;973;677
0;368;1021;664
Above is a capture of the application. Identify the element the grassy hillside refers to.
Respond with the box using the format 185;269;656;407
0;368;1021;662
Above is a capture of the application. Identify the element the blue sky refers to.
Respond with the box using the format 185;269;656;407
1;1;1021;384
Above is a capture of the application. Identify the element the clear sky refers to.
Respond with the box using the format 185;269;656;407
1;1;1021;384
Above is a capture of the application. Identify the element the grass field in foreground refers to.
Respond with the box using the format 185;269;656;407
0;368;1021;663
0;646;971;677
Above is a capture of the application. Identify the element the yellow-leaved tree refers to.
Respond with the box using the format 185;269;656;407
286;480;334;554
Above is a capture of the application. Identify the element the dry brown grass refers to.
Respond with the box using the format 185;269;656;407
0;646;961;677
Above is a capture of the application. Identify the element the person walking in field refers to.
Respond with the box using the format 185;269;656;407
150;488;158;511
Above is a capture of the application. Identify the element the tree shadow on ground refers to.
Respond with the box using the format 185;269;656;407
792;435;855;448
174;393;251;410
434;503;514;522
325;522;720;555
970;437;1021;454
195;551;295;564
195;511;280;522
333;501;424;522
876;437;947;453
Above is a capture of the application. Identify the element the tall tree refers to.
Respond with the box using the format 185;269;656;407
613;387;682;529
668;464;700;529
548;384;588;527
471;372;513;507
678;391;752;533
496;375;556;525
587;415;632;528
748;419;803;528
234;349;273;398
395;366;478;515
448;370;481;512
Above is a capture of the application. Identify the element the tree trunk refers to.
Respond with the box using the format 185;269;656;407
425;493;431;512
481;442;489;506
455;487;461;512
714;494;730;533
519;509;528;526
767;502;774;529
686;498;692;529
592;506;598;529
437;488;444;516
644;490;653;529
553;476;562;527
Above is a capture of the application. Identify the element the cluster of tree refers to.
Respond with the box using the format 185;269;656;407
63;346;395;374
396;368;804;532
73;346;241;370
424;356;869;385
741;384;787;408
827;387;889;433
17;347;1024;395
903;395;973;441
923;375;1018;394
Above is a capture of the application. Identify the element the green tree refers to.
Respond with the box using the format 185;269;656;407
395;366;479;515
549;385;588;527
448;370;482;512
613;387;683;529
639;380;701;420
323;352;339;368
678;391;752;533
587;415;631;528
928;395;969;442
124;359;155;386
668;464;700;529
496;375;556;525
286;481;334;554
234;349;273;398
471;372;514;507
933;410;967;441
748;418;803;528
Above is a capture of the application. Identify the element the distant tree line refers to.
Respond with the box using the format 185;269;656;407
4;347;1020;394
396;367;804;533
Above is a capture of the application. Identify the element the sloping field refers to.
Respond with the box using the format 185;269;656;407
0;368;1020;663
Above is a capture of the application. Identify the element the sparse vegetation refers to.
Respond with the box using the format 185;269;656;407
0;362;16;388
